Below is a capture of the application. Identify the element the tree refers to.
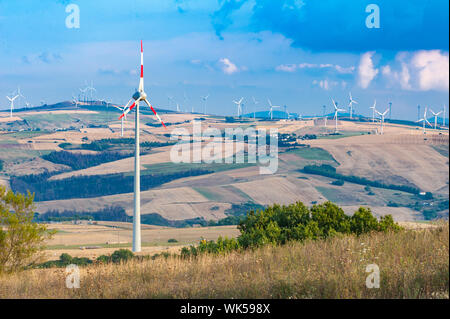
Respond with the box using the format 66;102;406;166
0;186;54;273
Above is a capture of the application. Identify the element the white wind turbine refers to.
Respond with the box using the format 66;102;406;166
268;99;280;120
252;96;259;119
375;108;389;135
111;103;128;137
6;93;19;118
416;107;432;134
443;105;447;127
118;41;167;252
201;94;209;114
332;98;346;133
233;97;244;117
430;109;442;130
348;92;358;119
72;95;79;109
369;100;377;123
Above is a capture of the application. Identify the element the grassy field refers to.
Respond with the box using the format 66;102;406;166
141;161;254;176
285;147;337;162
0;223;447;298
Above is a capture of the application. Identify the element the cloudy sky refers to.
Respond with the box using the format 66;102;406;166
0;0;448;120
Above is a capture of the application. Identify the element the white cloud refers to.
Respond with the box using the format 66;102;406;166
219;58;239;75
312;79;340;90
358;51;379;89
276;64;297;72
411;50;449;91
381;50;449;92
276;62;354;74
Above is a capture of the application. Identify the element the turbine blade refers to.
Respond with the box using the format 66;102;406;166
144;99;166;128
119;101;135;120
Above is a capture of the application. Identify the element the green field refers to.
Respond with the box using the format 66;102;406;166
193;187;226;201
317;131;368;140
141;161;255;176
285;147;337;162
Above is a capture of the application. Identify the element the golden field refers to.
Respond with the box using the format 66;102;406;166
0;223;448;299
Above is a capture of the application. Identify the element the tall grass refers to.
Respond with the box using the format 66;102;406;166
0;223;448;299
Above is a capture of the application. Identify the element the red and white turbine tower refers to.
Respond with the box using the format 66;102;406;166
119;41;166;252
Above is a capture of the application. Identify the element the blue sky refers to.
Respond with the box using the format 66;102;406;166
0;0;448;120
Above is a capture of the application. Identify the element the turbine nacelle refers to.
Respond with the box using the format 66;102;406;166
132;91;147;101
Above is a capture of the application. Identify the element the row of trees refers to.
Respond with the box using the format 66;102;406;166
42;150;132;170
10;169;213;201
302;164;421;194
182;201;401;257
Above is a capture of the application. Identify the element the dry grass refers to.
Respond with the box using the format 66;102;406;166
1;223;448;299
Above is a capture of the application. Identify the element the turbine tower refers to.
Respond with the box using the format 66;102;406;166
443;105;447;127
118;41;166;252
348;92;358;119
112;103;129;137
267;99;280;120
6;94;19;118
233;97;244;117
201;94;209;114
375;108;389;135
369;100;377;123
416;107;432;134
430;109;442;130
332;98;346;133
322;105;327;127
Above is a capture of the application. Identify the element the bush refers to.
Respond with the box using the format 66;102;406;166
111;249;134;263
331;180;344;186
0;186;55;273
168;238;178;243
183;200;403;257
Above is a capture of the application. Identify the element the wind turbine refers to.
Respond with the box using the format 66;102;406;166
443;105;447;127
6;94;19;118
201;94;209;114
322;105;327;127
430;109;442;130
118;41;166;252
72;95;79;109
267;99;280;120
233;97;244;117
332;98;346;133
375;108;389;135
348;92;358;119
252;96;259;119
369;100;377;123
416;107;432;134
388;102;392;119
111;103;129;137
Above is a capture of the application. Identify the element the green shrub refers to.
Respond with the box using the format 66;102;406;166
168;238;178;243
331;180;345;186
111;249;134;263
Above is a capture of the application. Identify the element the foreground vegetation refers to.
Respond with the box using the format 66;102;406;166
1;223;447;298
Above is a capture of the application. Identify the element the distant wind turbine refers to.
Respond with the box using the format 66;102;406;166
430;109;442;130
375;108;389;135
348;92;358;119
252;96;259;119
233;97;244;117
267;99;280;120
369;100;377;123
416;107;432;134
201;94;210;114
6;94;19;118
332;98;346;133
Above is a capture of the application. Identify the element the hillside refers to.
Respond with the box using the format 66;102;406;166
1;223;448;298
